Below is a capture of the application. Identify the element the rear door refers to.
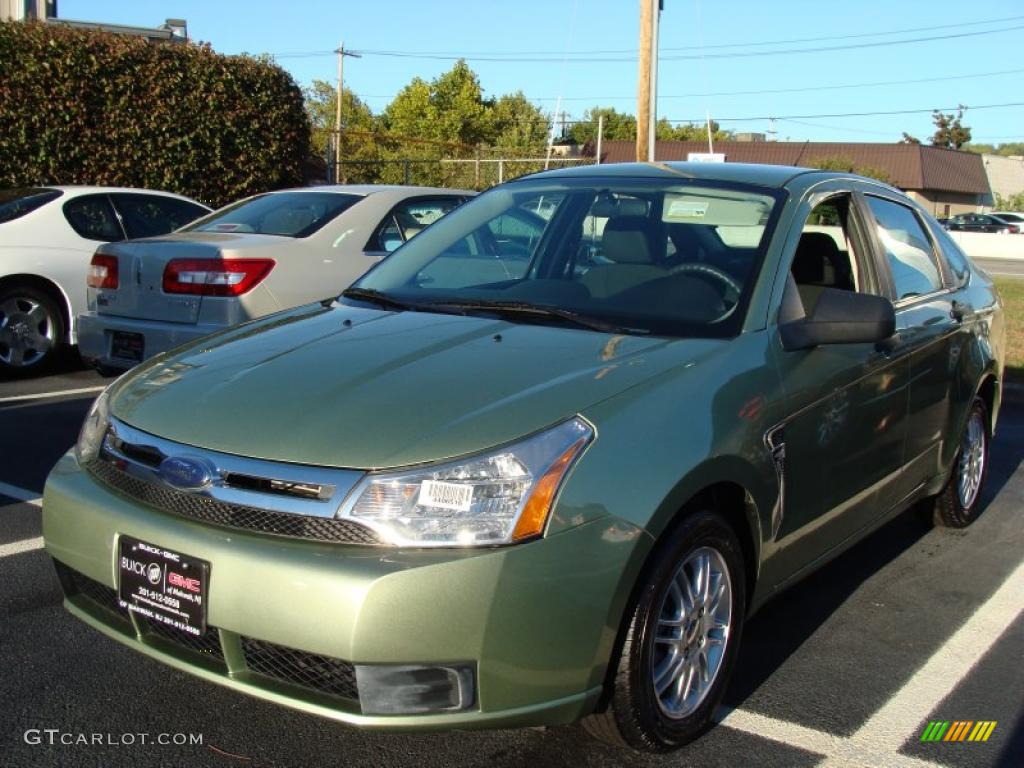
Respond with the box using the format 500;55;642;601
860;193;960;499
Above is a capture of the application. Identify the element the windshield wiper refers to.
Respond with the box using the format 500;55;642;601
427;299;650;335
340;288;424;312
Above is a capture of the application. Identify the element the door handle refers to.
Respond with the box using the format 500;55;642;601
951;301;966;323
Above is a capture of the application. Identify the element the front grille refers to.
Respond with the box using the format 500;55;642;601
54;561;225;663
56;562;127;621
241;636;359;702
141;618;224;661
86;459;382;546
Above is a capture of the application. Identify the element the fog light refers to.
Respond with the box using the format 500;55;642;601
355;663;475;715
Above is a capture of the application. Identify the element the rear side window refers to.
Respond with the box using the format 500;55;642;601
929;222;971;286
63;195;124;242
184;192;362;238
0;188;62;224
864;196;942;301
110;194;209;239
368;197;462;253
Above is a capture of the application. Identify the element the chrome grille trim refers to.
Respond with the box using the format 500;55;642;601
86;458;384;545
99;417;362;519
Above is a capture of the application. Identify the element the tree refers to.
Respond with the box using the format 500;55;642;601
304;79;377;177
964;142;1024;157
656;119;732;142
995;192;1024;211
901;132;921;145
490;92;549;153
569;107;637;144
930;106;971;149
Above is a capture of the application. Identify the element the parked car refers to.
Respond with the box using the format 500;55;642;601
77;185;471;373
943;212;1020;233
0;187;209;374
990;210;1024;228
44;163;1003;753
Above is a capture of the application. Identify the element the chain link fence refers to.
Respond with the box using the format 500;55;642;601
332;156;596;189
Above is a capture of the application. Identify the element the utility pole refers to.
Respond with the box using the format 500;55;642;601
334;42;361;183
636;0;661;162
595;113;604;165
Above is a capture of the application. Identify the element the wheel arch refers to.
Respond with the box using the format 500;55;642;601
0;273;74;343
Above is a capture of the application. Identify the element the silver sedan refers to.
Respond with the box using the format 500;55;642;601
77;185;472;372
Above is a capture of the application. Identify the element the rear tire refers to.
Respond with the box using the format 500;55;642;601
0;286;65;376
928;397;991;528
582;511;746;752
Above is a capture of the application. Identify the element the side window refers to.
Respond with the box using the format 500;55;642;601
369;197;461;253
864;196;943;302
789;196;864;315
929;223;970;286
110;194;208;239
63;195;124;242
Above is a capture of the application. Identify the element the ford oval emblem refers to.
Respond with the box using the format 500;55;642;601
158;456;216;490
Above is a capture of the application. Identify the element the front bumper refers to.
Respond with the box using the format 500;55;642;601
76;312;225;371
43;451;648;730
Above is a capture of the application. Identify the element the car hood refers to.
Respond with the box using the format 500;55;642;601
110;303;722;468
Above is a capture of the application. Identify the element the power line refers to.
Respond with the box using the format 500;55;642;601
271;14;1024;59
341;24;1024;63
517;67;1024;102
660;101;1024;125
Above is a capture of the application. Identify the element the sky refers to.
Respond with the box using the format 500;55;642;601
60;0;1024;145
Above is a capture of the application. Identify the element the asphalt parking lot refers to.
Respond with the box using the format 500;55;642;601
2;358;1021;768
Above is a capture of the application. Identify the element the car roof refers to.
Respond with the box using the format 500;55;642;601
35;185;205;203
517;161;842;189
269;185;476;197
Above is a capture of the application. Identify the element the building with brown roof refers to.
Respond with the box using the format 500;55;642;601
598;140;992;217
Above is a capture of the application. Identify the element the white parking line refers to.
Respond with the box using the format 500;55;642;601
0;536;44;558
853;558;1024;751
0;385;105;404
718;557;1024;766
0;481;42;507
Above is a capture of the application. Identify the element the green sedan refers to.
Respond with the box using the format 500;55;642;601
43;162;1004;752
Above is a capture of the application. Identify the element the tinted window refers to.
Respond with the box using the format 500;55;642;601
110;194;209;239
63;195;124;242
864;196;942;301
184;192;361;238
368;197;462;253
0;188;62;224
929;223;971;285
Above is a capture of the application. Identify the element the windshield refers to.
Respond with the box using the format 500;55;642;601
184;191;362;238
346;177;783;337
0;188;62;224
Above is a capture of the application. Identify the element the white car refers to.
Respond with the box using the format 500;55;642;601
990;211;1024;229
0;186;209;374
77;186;472;373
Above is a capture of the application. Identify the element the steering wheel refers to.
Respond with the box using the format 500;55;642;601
669;262;743;322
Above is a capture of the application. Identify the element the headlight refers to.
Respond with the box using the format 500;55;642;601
75;385;112;463
338;417;593;547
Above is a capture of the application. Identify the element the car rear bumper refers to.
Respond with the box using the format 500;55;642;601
42;451;646;730
76;312;225;370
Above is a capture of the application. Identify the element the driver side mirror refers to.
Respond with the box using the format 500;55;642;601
780;288;895;351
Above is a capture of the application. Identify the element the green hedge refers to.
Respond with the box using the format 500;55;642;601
0;21;310;208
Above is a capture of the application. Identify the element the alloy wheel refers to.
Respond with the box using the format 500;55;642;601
0;296;57;368
651;546;733;719
957;409;986;510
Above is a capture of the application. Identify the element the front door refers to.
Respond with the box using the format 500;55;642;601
766;191;910;586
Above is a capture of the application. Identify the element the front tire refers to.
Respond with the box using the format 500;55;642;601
0;286;65;376
583;511;746;752
928;397;991;528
